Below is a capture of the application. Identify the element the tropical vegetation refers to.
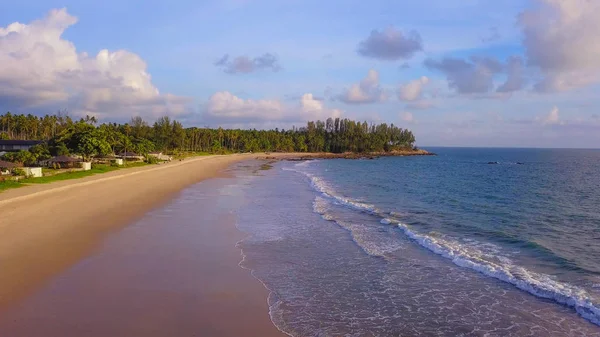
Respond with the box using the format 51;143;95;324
0;112;417;165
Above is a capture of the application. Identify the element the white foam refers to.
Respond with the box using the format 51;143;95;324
313;196;334;221
338;221;402;257
294;160;316;168
285;160;600;327
396;222;600;326
283;164;378;214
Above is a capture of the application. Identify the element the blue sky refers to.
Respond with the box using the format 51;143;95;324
1;0;599;147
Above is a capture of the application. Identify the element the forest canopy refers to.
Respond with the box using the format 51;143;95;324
0;112;417;163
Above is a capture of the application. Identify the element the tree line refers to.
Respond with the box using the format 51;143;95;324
0;112;416;165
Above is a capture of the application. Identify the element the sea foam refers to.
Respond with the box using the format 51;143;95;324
284;160;600;327
395;221;600;326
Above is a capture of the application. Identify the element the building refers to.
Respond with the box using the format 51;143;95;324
0;140;44;152
41;155;82;168
148;151;173;161
118;151;144;161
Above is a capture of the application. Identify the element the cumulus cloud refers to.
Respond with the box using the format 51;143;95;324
205;91;284;122
0;8;189;120
497;56;527;93
215;53;281;74
357;27;423;61
424;56;505;94
300;93;342;121
204;91;341;125
398;76;429;101
537;106;563;125
339;70;387;104
520;0;600;92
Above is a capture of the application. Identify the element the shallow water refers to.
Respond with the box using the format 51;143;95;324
233;149;600;336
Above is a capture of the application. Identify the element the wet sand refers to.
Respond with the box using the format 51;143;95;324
0;154;288;336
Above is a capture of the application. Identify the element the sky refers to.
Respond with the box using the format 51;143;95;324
1;0;599;148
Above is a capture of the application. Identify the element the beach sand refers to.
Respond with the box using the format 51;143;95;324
0;154;288;336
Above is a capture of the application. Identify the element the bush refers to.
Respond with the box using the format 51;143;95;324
145;155;160;164
11;168;26;177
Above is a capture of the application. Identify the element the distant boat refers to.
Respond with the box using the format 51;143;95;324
487;161;499;165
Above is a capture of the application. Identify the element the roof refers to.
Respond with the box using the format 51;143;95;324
0;160;18;168
0;140;44;146
48;155;82;163
118;152;140;157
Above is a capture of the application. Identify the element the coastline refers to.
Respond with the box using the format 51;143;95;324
261;148;435;161
0;154;293;315
0;161;287;336
0;151;428;336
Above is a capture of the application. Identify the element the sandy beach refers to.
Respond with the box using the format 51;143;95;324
0;154;289;336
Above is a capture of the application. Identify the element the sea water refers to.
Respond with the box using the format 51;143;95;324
232;148;600;336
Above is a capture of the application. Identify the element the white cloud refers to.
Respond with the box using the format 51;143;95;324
0;8;189;120
401;111;415;123
300;93;342;121
537;106;563;125
339;69;387;104
520;0;600;92
205;91;284;122
204;91;342;125
398;76;429;101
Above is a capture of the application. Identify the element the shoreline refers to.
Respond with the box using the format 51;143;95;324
0;160;286;336
0;151;432;336
0;153;297;314
261;149;435;161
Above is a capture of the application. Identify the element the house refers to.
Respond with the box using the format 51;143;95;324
41;155;82;168
0;140;44;152
118;151;144;161
0;160;18;175
148;151;173;161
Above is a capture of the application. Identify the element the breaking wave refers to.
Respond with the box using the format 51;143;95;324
285;160;600;327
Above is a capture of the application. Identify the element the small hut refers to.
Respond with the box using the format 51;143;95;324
46;155;82;168
118;151;144;161
0;160;18;175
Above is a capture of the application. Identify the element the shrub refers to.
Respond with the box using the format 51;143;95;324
145;155;160;164
11;168;26;177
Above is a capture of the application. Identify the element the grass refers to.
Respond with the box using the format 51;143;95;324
0;180;24;192
0;162;149;192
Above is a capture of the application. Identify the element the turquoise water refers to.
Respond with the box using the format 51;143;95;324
233;148;600;336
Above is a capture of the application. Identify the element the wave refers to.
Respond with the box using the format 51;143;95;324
285;160;600;327
283;163;378;213
313;197;402;257
393;219;600;326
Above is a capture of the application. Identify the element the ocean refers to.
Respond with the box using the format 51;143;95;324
232;148;600;336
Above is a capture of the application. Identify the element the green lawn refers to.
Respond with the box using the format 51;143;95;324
0;180;24;192
0;162;149;192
